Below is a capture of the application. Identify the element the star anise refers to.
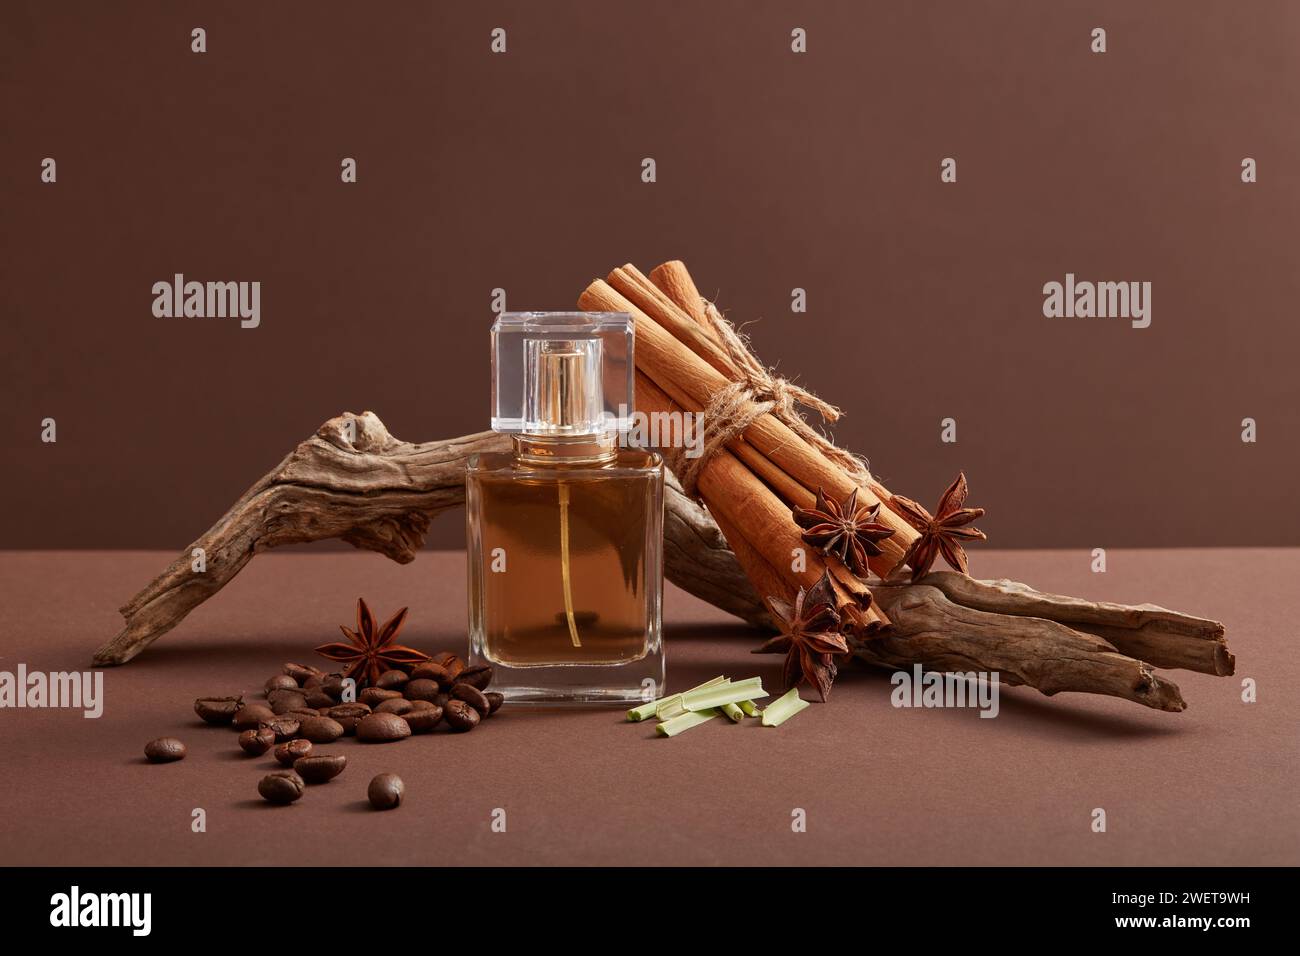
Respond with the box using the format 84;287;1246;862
793;486;896;576
892;472;987;581
314;598;429;688
753;570;847;702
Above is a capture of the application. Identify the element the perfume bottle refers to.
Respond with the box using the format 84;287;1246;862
466;312;665;704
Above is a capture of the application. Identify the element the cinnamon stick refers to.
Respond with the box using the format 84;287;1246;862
609;265;734;377
708;508;793;611
733;438;817;510
649;260;713;333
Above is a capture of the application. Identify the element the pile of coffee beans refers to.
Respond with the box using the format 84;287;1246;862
148;651;501;811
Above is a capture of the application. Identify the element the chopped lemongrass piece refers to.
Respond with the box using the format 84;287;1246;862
655;697;686;717
627;675;726;721
682;677;767;712
655;698;687;721
720;702;746;722
655;676;730;721
656;708;719;737
739;699;762;718
626;700;659;722
761;688;809;727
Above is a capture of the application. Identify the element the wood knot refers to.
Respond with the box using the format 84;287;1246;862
318;411;393;453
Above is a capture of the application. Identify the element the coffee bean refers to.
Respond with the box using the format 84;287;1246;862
297;716;344;744
283;662;323;685
359;686;402;707
270;691;309;715
376;669;410;691
356;712;411;743
433;693;450;708
453;664;493;691
265;674;298;694
326;703;371;736
367;773;404;810
258;770;305;804
259;716;301;742
422;652;465;681
239;728;276;756
284;708;324;721
232;704;275;730
274;739;313;766
194;696;243;725
303;689;335;709
443;699;480;732
409;661;452;686
293;754;347;784
402;705;442;734
320;674;348;700
407;699;437;711
451;683;490;718
144;737;186;762
485;692;504;715
303;674;325;690
403;678;442;702
375;698;413;716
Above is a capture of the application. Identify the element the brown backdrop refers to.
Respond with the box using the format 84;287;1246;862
3;0;1297;550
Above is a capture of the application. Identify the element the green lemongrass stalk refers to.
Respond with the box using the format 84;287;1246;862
627;675;726;722
682;677;767;712
628;697;663;722
627;701;659;722
761;688;809;727
739;699;762;718
720;702;746;722
656;708;719;738
655;698;687;721
656;676;731;721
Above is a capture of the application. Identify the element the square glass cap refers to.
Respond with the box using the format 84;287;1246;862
490;312;634;436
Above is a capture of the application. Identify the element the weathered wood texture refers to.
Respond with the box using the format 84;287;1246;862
866;584;1188;712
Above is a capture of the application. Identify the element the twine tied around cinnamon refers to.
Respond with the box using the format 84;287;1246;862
662;299;873;497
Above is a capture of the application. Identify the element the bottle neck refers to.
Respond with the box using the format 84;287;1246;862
512;432;618;466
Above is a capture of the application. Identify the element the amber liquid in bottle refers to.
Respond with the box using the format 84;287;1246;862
466;447;664;702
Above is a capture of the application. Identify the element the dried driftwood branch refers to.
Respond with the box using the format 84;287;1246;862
918;571;1234;676
866;584;1187;712
92;412;763;666
93;412;1232;715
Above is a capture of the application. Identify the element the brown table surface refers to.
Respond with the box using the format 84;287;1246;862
0;549;1294;867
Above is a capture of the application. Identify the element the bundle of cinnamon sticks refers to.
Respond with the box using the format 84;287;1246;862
579;261;915;634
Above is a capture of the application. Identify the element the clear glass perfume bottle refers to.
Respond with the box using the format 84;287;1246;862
466;312;665;704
